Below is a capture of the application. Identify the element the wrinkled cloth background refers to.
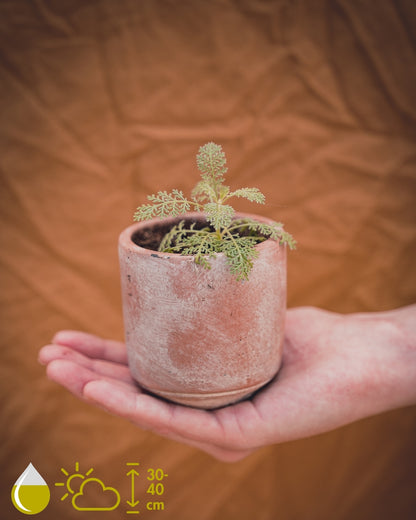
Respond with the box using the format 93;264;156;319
1;1;415;519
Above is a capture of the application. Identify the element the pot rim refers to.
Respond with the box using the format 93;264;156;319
118;211;284;260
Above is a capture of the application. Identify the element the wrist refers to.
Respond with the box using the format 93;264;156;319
384;306;416;409
334;307;416;419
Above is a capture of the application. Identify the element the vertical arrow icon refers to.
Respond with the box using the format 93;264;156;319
126;463;140;508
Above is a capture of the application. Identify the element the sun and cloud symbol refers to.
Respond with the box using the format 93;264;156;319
55;462;120;511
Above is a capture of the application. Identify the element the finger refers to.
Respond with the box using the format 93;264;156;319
83;380;228;445
45;361;254;461
39;344;134;384
46;359;138;401
152;429;253;462
83;380;254;461
52;330;128;364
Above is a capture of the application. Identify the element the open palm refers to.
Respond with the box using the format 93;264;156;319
38;306;414;461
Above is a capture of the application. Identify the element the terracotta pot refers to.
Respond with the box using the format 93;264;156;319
118;212;287;409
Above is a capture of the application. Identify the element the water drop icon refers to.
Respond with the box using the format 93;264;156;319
11;463;50;515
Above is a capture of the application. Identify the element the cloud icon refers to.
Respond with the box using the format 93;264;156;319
72;478;120;511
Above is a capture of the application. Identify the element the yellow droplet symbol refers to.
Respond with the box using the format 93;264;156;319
11;463;50;515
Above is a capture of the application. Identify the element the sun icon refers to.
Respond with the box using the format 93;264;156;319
55;462;94;502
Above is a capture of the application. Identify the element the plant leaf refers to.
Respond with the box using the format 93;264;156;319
204;203;235;230
172;231;222;269
229;187;265;204
191;180;216;203
222;234;259;281
158;220;189;251
134;189;194;221
196;142;227;185
230;218;297;249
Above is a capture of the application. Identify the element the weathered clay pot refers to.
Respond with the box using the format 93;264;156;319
118;212;287;409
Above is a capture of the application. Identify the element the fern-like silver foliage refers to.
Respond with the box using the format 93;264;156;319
134;142;296;280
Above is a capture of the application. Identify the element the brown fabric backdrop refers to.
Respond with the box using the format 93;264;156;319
1;1;415;519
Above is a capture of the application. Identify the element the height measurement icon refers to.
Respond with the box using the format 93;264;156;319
126;463;140;511
126;464;169;514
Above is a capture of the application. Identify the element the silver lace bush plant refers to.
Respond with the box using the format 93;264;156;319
134;142;296;281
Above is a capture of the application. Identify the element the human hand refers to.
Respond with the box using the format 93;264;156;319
38;306;416;462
